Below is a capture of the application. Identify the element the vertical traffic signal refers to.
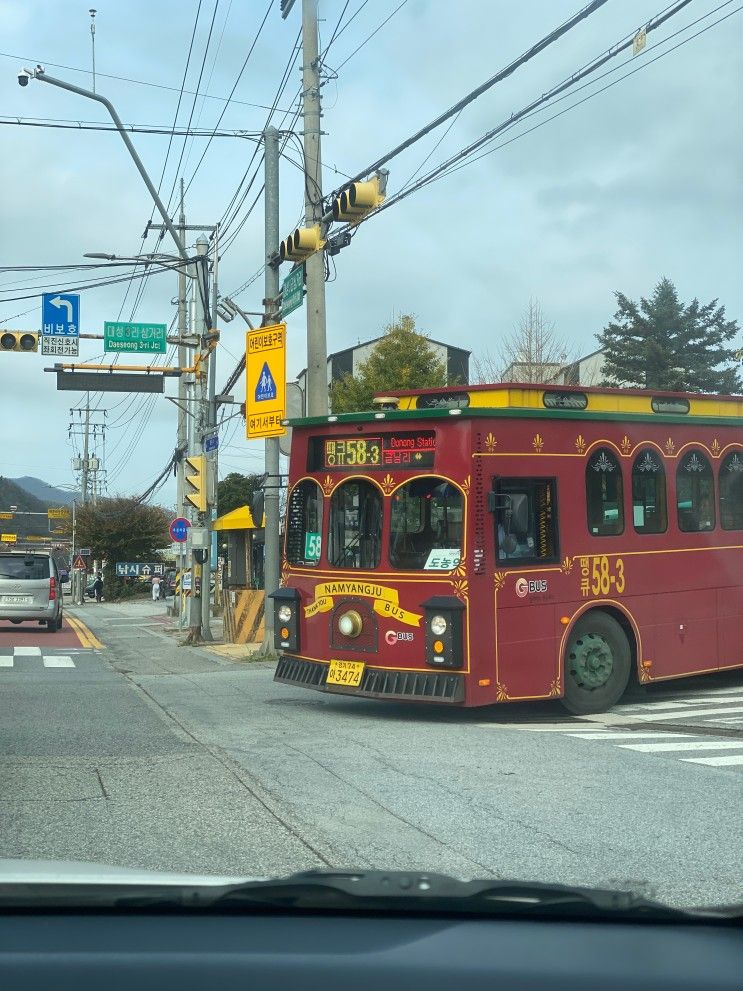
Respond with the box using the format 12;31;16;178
184;455;207;512
332;175;386;223
279;224;324;263
0;331;39;352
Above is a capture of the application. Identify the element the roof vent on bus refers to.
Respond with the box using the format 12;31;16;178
373;396;399;410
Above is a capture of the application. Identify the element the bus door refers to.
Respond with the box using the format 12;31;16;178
489;477;561;698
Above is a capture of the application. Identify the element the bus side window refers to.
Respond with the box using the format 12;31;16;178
632;449;667;534
677;450;715;532
586;448;624;536
720;451;743;530
493;478;559;565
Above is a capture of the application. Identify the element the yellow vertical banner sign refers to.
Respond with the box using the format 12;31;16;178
245;323;287;440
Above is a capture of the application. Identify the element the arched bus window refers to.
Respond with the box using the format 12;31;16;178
632;449;667;534
586;448;624;535
328;480;382;569
286;480;323;565
677;450;715;532
389;477;463;570
719;451;743;530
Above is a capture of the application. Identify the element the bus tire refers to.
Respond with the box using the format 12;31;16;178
562;611;631;715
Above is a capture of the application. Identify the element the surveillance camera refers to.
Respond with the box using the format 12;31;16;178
18;71;29;87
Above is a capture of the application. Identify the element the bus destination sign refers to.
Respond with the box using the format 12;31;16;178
313;431;436;470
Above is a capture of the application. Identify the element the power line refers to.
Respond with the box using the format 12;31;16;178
0;117;262;138
338;0;709;228
332;0;410;73
182;0;274;198
335;0;612;194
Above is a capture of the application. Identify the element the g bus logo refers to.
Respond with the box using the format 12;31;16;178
515;578;548;598
385;630;414;645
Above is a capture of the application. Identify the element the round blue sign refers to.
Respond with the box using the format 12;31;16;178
170;517;191;542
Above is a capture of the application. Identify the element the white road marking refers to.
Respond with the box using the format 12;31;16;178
570;732;689;740
686;685;743;696
42;656;75;668
619;704;743;722
616;740;743;753
681;754;743;767
14;646;42;656
616;700;694;711
0;656;13;667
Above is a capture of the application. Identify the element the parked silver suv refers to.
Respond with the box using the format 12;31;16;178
0;551;64;632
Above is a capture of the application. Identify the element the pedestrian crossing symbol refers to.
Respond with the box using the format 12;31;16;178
255;361;277;402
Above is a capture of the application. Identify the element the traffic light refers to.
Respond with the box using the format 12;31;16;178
0;331;38;352
184;455;207;512
332;175;386;224
279;224;324;263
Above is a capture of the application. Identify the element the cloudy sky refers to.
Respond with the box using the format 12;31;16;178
1;0;740;507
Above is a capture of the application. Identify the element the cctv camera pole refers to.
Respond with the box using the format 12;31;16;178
301;0;328;417
262;126;280;651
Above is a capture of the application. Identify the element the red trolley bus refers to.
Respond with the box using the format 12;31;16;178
270;383;743;713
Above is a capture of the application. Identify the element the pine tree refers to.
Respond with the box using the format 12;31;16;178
329;315;448;413
598;277;741;393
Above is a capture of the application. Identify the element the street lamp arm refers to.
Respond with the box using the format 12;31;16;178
24;67;188;265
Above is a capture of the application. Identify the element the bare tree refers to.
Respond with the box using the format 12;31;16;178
473;298;573;384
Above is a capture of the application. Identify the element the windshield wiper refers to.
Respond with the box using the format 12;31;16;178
204;871;735;920
1;871;739;920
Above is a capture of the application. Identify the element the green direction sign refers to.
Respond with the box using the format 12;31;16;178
104;321;167;354
281;264;304;318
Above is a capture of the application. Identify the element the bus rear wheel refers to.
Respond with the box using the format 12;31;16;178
562;612;631;715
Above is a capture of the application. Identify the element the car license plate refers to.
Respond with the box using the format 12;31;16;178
2;595;33;605
326;659;365;688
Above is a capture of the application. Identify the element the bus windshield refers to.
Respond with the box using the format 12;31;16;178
389;477;463;570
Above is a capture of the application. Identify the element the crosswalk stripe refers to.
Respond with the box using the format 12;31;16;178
14;646;42;656
616;700;697;711
42;656;75;668
687;685;743;697
0;656;13;667
619;704;743;722
570;731;688;740
681;754;743;766
616;740;743;753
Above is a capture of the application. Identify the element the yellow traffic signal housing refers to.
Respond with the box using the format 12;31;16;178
184;454;207;512
332;176;385;223
279;224;324;263
0;331;39;352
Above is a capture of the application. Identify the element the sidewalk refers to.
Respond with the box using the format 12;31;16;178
66;595;265;662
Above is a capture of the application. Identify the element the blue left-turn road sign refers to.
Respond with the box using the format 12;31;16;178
42;293;80;337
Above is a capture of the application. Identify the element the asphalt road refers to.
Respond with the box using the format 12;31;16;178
1;597;742;910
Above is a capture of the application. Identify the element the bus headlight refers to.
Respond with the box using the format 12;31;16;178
278;605;293;623
338;609;363;638
430;615;447;636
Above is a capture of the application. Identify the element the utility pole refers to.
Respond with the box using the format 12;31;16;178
301;0;328;417
70;399;105;505
195;235;212;641
263;126;280;648
175;180;189;624
81;394;90;504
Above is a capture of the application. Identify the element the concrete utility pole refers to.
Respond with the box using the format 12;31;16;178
175;181;190;625
263;126;280;648
301;0;328;417
81;394;90;504
194;235;213;642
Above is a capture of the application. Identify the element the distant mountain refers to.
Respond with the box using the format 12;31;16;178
10;477;77;507
0;477;55;540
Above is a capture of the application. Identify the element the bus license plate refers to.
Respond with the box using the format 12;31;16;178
326;659;365;688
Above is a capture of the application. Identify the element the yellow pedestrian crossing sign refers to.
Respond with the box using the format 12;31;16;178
246;323;286;439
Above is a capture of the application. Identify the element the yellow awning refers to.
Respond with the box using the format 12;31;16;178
213;505;265;531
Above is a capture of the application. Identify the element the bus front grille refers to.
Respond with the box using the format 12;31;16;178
274;655;465;703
